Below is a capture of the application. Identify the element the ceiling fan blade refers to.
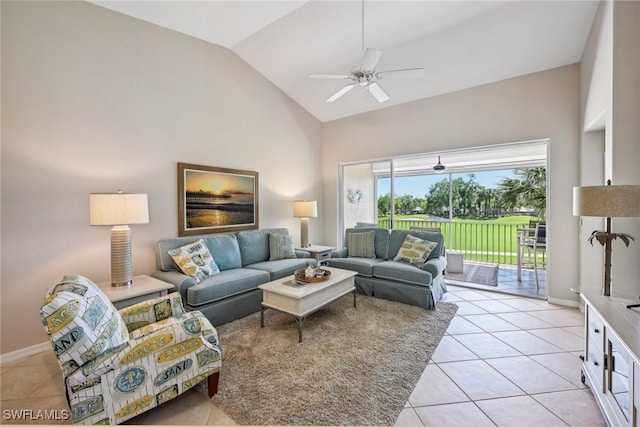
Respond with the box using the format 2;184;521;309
360;48;382;71
327;83;356;102
376;68;425;80
308;73;351;79
367;83;390;103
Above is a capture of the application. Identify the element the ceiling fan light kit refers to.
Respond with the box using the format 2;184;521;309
308;1;424;103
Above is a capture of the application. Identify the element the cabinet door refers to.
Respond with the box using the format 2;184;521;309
607;333;631;424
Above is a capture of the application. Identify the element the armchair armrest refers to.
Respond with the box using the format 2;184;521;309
118;293;186;333
70;311;220;381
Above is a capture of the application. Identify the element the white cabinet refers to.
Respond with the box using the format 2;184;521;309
581;290;640;427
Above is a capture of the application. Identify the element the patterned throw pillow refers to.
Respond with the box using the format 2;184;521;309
169;239;220;283
393;234;438;268
269;233;296;261
347;230;376;258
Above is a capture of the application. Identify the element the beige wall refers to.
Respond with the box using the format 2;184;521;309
579;0;640;297
1;1;322;354
322;65;582;305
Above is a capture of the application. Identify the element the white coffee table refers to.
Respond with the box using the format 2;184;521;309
259;267;358;342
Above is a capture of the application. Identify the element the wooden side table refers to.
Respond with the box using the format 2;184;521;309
97;275;174;309
296;245;335;266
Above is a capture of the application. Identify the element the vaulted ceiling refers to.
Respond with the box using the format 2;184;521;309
90;1;599;122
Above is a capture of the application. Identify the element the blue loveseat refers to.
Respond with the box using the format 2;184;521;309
152;228;315;325
328;228;447;309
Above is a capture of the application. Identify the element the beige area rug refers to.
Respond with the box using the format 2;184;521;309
207;295;458;425
446;261;500;286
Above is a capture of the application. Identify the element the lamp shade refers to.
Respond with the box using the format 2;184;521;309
573;185;640;218
90;193;150;225
293;200;318;218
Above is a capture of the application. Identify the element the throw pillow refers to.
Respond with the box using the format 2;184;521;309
269;233;296;261
347;230;376;258
169;239;220;283
393;234;438;268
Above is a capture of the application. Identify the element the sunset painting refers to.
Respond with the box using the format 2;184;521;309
178;163;258;236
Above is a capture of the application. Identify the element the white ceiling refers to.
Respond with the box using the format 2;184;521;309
90;0;599;123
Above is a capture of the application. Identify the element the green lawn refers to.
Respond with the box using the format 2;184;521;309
376;215;543;264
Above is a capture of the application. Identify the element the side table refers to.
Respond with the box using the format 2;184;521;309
97;275;175;309
296;245;335;267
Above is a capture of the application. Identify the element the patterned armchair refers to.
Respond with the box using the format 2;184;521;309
40;275;221;425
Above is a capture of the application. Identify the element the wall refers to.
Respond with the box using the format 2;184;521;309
1;1;322;354
322;65;581;305
579;0;640;297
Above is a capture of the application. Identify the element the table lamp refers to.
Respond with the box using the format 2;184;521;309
573;180;640;297
293;200;317;248
90;191;149;286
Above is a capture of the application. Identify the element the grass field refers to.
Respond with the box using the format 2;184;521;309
376;215;543;265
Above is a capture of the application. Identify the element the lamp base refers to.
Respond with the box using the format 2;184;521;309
111;225;133;287
300;218;310;248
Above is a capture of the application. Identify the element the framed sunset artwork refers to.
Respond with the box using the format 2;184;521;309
177;163;259;236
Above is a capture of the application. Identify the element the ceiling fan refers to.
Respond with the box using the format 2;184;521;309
307;1;425;103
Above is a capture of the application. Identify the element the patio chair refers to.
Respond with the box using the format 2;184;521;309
40;275;221;425
523;221;546;288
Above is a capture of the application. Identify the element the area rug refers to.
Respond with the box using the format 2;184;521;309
207;295;458;425
446;261;499;286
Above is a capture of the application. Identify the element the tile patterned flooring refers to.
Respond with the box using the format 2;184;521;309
0;285;605;426
396;285;606;427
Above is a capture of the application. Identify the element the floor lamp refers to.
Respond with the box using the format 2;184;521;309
293;200;317;248
573;181;640;300
90;191;149;287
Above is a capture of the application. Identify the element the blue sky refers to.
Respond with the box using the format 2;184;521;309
378;169;516;198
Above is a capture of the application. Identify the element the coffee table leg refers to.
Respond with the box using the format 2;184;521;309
296;317;305;343
261;306;265;328
353;290;357;308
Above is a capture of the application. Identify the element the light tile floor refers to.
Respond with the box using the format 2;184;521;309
395;285;606;427
1;285;605;426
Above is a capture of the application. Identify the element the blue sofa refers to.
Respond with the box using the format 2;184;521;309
152;228;315;325
328;228;447;309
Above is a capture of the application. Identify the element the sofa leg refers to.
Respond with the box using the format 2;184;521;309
207;371;220;397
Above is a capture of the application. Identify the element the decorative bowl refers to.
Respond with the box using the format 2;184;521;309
294;268;331;283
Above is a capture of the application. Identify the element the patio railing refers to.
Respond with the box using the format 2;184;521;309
377;218;541;266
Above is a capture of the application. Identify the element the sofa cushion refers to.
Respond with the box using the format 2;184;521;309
344;228;390;259
393;234;438;268
186;268;270;307
373;261;433;287
169;239;220;283
388;229;444;260
347;230;376;258
157;233;242;272
327;257;384;277
238;228;290;266
245;258;315;280
268;233;296;261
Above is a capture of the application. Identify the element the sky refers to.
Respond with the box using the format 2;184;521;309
377;169;517;198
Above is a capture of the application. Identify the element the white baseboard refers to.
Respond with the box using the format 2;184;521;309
547;296;580;308
0;341;50;366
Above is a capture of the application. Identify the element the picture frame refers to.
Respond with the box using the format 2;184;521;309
178;163;259;236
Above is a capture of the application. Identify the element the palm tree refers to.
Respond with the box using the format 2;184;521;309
498;167;546;217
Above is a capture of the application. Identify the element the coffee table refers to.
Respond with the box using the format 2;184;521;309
259;267;358;342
